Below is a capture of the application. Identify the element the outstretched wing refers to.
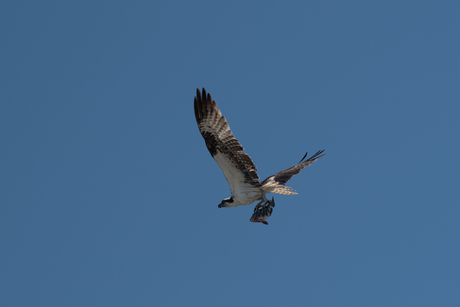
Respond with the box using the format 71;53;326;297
261;150;325;194
194;88;261;192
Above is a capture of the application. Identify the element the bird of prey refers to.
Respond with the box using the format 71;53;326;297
194;88;324;225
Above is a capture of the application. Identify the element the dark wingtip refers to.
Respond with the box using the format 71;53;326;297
194;89;202;124
298;151;309;164
299;149;325;163
202;87;206;99
310;149;325;161
196;88;207;102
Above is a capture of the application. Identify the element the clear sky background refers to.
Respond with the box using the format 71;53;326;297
1;1;459;306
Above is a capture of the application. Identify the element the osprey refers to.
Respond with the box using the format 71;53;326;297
194;88;324;225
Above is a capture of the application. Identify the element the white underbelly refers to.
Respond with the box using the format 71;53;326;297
233;187;262;206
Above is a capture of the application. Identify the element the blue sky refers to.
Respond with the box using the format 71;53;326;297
1;1;459;306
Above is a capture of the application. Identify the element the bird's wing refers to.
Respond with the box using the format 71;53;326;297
194;88;261;193
261;150;325;188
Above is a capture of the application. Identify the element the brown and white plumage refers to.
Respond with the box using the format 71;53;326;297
194;88;324;224
260;150;325;195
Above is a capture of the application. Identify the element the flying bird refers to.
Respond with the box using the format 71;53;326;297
194;88;324;225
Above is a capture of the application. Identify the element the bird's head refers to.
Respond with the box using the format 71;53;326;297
218;196;234;208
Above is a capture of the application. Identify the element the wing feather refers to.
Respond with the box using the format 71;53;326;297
261;150;325;192
194;88;261;190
